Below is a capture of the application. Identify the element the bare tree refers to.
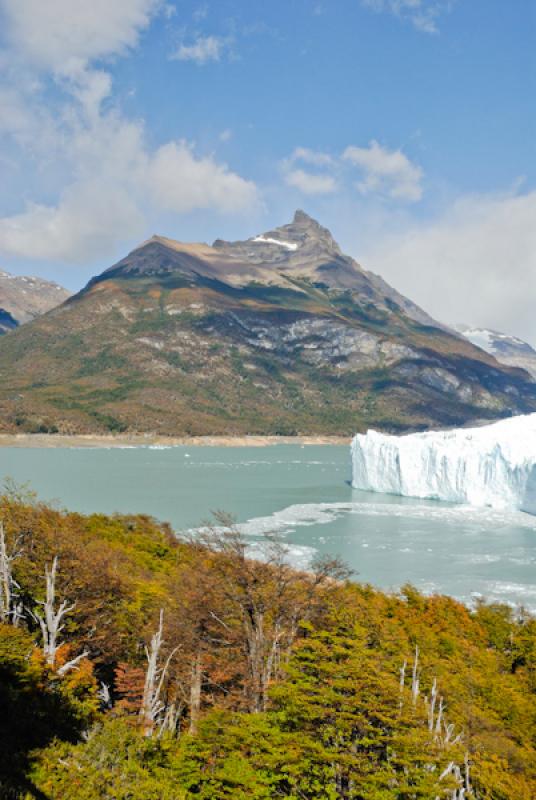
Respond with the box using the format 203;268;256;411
32;556;88;673
139;609;179;736
0;520;23;626
402;648;475;799
411;645;420;705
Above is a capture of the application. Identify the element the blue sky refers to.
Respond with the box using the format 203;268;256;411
0;1;535;340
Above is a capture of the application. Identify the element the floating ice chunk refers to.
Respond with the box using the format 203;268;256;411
351;414;536;514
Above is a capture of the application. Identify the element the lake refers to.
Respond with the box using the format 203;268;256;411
2;444;535;612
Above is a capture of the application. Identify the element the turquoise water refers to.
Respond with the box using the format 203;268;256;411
1;445;535;611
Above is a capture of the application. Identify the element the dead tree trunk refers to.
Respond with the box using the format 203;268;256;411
33;556;73;665
32;556;87;672
140;610;179;736
189;649;203;735
0;521;22;625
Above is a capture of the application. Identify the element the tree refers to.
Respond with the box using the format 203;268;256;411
31;556;88;674
0;520;23;626
195;513;352;713
139;609;179;736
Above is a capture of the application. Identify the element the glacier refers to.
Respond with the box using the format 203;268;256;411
351;414;536;514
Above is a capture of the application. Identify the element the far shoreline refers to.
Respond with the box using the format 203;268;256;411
0;433;351;449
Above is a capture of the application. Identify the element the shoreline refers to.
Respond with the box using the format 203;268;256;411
0;433;351;449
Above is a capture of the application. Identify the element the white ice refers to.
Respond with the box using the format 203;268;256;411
351;414;536;514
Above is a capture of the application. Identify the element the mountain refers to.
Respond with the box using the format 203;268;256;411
0;210;535;436
0;268;70;330
457;324;536;379
0;308;18;335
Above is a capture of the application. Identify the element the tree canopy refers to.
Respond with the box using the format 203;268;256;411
0;491;533;799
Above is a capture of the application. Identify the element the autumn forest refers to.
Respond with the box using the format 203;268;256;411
0;485;533;799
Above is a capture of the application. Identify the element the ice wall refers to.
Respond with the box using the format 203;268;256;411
351;414;536;514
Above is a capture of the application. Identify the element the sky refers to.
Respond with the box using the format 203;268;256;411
0;0;534;342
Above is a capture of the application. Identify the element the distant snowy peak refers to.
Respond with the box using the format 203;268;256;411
0;268;70;326
351;413;536;515
457;325;536;379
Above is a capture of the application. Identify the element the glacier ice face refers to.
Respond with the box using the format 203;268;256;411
351;414;536;514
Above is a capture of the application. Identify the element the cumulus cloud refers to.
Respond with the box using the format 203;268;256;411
0;0;258;262
361;0;455;34
0;183;144;262
147;141;258;213
361;188;536;344
285;169;337;195
283;147;337;195
172;35;226;64
284;141;422;201
0;0;162;74
291;147;334;167
343;140;423;201
0;105;259;261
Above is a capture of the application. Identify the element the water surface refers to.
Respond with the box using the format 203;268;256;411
2;445;535;611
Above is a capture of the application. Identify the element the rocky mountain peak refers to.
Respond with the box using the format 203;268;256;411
0;268;70;326
292;209;323;228
243;210;342;258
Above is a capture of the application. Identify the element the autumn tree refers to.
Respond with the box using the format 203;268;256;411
195;513;351;713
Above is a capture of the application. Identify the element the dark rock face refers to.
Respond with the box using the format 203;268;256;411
0;211;535;435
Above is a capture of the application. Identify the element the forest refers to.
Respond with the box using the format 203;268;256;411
0;484;534;799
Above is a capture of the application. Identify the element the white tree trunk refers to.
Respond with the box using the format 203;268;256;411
32;556;87;671
0;521;22;625
140;610;179;736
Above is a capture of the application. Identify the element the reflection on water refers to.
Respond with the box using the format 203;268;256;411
1;444;535;611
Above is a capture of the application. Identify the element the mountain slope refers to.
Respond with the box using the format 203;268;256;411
0;268;70;328
0;211;534;436
457;324;536;379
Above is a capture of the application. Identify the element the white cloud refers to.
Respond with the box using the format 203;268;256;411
282;147;337;195
291;147;334;167
0;183;144;262
362;188;536;344
343;140;423;202
0;0;162;74
147;141;258;213
219;128;233;142
285;169;337;195
0;0;258;262
283;142;422;201
172;35;226;64
0;103;259;261
362;0;454;34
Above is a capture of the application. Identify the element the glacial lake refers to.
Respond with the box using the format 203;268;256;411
2;444;536;612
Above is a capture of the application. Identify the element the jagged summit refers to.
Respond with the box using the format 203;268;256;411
249;209;342;256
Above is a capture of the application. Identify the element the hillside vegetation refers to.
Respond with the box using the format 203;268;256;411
0;489;534;799
0;213;534;436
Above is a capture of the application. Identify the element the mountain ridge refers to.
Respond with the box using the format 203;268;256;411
0;212;534;436
456;324;536;379
0;268;70;330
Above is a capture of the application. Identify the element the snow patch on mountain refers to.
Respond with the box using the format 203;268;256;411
351;414;536;514
252;235;298;250
456;324;536;379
